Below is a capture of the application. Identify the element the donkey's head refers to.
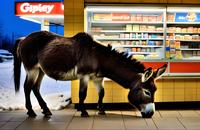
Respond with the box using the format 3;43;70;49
128;64;167;118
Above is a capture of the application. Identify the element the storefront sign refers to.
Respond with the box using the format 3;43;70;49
111;13;131;21
15;2;64;15
175;12;200;22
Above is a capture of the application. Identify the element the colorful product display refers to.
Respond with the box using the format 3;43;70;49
93;13;163;22
89;8;200;60
166;12;200;59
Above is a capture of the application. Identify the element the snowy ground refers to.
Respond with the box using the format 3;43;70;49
0;60;71;111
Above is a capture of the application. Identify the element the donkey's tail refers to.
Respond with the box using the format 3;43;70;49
13;37;24;93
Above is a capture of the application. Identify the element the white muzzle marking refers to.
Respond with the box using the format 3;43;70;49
141;103;155;115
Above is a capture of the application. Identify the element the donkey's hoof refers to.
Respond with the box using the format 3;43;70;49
27;110;37;117
42;110;52;117
98;110;106;115
81;111;89;117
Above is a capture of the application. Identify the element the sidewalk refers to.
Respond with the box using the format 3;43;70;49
0;106;200;130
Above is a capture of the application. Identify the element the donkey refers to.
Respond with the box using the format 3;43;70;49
13;31;167;118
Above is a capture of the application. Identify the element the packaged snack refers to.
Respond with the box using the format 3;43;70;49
120;34;125;38
193;28;198;33
165;40;170;59
143;15;149;22
136;48;141;52
132;48;137;52
132;41;136;45
167;13;175;22
148;15;157;22
132;33;136;38
176;27;181;33
156;27;163;31
151;34;157;38
142;41;147;45
155;41;162;46
175;41;180;49
151;15;157;22
147;26;156;31
132;25;140;31
175;50;182;59
148;41;155;45
141;48;147;52
192;35;199;40
131;14;137;21
132;55;145;59
124;33;130;38
157;14;163;22
143;33;148;38
126;25;132;31
175;35;181;40
184;35;192;40
136;14;142;22
187;27;193;33
181;28;187;33
167;27;175;33
170;41;176;59
139;25;147;31
148;16;153;22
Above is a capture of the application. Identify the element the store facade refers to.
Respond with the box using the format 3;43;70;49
15;0;64;33
64;0;200;104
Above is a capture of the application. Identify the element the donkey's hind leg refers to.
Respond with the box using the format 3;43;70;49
93;78;106;115
24;69;40;117
32;69;52;117
79;76;89;117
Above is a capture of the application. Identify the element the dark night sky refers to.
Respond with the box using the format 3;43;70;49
0;0;63;47
0;0;40;39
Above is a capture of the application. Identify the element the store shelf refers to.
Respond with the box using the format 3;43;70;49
91;21;163;25
113;45;163;48
167;22;200;25
181;48;200;51
167;39;200;42
177;40;200;42
95;38;164;41
162;73;200;78
128;52;156;55
167;32;200;34
92;30;164;33
181;57;200;60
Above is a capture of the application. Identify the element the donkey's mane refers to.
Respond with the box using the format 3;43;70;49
72;32;145;73
99;44;145;73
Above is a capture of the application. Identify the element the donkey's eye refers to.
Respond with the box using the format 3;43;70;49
144;90;151;97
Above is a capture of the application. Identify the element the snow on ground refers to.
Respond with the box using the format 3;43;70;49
0;60;71;111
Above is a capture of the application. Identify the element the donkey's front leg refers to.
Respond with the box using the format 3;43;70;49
79;76;89;117
94;78;106;115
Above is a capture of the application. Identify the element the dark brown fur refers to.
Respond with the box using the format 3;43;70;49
13;31;167;118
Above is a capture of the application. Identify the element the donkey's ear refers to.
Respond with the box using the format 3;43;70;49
154;64;167;79
142;68;153;83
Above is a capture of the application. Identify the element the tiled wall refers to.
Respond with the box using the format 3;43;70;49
72;79;200;103
64;0;84;37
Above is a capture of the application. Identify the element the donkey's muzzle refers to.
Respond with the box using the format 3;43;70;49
140;103;155;118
